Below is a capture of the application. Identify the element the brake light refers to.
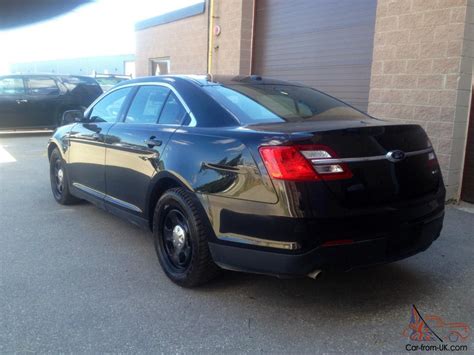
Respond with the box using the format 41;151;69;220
259;144;352;181
259;146;317;181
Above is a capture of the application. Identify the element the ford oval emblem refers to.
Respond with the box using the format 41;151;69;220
386;150;406;162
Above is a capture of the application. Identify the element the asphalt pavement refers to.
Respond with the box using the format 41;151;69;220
1;134;473;353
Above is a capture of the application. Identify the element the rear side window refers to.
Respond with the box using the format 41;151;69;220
89;87;132;123
159;92;187;125
27;77;59;95
204;84;367;124
0;77;25;95
125;86;169;124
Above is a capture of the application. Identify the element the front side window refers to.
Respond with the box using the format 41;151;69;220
125;86;169;124
204;84;368;124
89;87;132;123
27;77;59;95
158;92;187;125
0;77;25;95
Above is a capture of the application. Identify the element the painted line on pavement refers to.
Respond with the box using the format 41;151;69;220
0;145;16;163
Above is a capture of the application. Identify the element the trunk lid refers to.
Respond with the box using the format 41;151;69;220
249;120;442;206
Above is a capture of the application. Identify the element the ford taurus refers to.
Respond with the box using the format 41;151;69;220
47;75;445;287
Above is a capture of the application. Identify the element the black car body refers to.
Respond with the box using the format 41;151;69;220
47;75;445;287
0;74;103;130
92;74;131;92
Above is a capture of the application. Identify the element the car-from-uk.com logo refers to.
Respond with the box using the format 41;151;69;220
402;305;470;352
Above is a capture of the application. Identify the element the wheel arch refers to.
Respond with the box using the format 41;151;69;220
146;171;195;231
48;125;73;161
47;141;61;160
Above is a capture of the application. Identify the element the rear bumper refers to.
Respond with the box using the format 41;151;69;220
209;210;444;277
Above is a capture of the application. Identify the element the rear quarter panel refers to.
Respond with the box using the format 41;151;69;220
161;127;278;204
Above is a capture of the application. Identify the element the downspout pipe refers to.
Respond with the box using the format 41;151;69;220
207;0;215;75
249;0;256;75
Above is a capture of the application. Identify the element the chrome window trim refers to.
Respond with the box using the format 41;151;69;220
86;82;197;127
310;147;433;165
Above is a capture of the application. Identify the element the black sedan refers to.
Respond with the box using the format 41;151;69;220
0;74;102;130
47;75;445;287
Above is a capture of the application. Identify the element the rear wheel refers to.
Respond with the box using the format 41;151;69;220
49;148;79;205
153;188;221;287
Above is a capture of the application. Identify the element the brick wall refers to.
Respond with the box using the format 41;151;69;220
135;0;254;77
368;0;474;199
135;8;209;76
210;0;254;75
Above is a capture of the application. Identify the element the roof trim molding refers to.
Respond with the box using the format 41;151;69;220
135;2;205;31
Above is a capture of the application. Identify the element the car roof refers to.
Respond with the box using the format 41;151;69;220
115;75;305;88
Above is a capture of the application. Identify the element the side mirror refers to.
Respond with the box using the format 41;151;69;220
61;110;84;125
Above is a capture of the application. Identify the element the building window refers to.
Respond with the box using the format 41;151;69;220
150;58;170;75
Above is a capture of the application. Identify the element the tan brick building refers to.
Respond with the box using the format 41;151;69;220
135;0;474;202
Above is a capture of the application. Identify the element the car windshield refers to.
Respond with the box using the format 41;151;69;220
204;84;368;124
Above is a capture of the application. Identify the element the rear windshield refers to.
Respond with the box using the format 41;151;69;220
204;84;367;124
62;76;100;86
95;77;128;86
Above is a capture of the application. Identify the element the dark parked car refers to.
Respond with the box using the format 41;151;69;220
0;74;103;130
92;73;131;92
47;75;445;287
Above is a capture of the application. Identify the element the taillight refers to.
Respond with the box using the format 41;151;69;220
259;144;352;181
259;146;318;181
427;151;438;168
426;138;438;168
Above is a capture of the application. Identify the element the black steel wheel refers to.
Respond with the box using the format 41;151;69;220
49;148;79;205
162;209;193;270
153;188;221;287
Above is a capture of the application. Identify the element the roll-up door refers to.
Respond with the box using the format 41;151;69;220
252;0;377;112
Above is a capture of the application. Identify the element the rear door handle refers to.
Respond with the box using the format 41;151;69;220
144;137;162;148
16;99;28;104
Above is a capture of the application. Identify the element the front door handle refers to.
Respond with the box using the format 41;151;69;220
16;99;28;104
144;137;162;148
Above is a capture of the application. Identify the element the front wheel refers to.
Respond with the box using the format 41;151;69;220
49;148;80;205
153;188;221;287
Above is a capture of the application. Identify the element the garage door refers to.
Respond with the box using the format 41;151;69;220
252;0;377;112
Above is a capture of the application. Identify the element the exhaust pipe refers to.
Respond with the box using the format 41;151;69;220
307;269;322;279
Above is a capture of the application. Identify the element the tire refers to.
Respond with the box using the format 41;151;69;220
153;188;221;287
49;148;80;205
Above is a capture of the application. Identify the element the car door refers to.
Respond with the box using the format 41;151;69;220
67;87;133;204
105;85;189;217
24;76;63;128
0;76;28;129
